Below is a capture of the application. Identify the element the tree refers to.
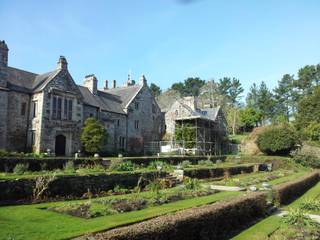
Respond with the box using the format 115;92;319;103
171;77;206;97
150;83;161;97
246;83;259;110
273;74;295;121
81;118;108;154
257;82;275;124
295;65;320;95
295;86;320;130
239;107;262;132
217;77;244;105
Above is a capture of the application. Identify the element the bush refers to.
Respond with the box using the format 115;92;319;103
148;161;172;171
13;163;29;175
292;153;320;168
256;125;300;155
64;161;75;172
109;160;135;172
198;160;214;166
304;121;320;141
183;177;201;191
181;160;191;168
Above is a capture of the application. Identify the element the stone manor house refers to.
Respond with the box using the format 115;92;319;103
0;40;165;156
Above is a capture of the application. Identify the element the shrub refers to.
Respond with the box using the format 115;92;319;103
292;153;320;168
282;208;317;227
13;163;29;175
304;121;320;141
183;177;201;191
300;198;320;212
64;161;75;172
198;160;214;166
0;149;9;157
148;161;172;171
181;160;191;168
256;125;300;155
110;160;135;172
81;118;108;154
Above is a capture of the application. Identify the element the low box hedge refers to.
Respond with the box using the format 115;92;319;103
80;192;267;240
273;171;320;205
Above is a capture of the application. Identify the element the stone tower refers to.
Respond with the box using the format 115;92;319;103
0;40;8;67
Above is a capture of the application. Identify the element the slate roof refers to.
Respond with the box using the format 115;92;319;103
102;84;143;108
4;66;59;93
175;99;221;122
79;86;125;115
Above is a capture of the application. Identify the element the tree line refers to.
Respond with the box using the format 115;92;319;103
150;63;320;139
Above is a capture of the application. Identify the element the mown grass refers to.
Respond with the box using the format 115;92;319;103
232;181;320;240
0;191;241;240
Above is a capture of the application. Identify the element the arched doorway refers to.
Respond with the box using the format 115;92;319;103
55;135;66;156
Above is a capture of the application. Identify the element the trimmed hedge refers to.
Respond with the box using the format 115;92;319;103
0;156;226;173
0;171;166;205
184;164;257;179
0;157;106;172
0;164;262;205
78;193;267;240
273;171;320;205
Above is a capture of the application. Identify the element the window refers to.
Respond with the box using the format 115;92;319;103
134;120;139;129
175;110;178;117
32;101;38;118
57;98;62;119
30;131;35;146
64;99;68;119
68;99;73;120
135;102;139;110
52;95;73;120
119;136;126;148
117;119;120;127
52;96;57;119
152;104;156;113
89;113;93;117
21;102;26;116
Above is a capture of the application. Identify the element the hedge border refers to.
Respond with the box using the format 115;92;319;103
273;171;320;205
0;156;226;173
0;164;263;206
75;192;267;240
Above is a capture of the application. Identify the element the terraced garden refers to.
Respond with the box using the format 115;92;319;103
0;155;318;240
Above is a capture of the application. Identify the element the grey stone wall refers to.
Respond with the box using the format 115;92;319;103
6;91;30;151
0;90;8;149
38;70;83;155
126;86;164;153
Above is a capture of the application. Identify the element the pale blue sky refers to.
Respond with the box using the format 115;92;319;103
1;0;320;95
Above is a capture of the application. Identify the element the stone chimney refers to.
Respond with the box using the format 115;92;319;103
104;80;109;90
0;40;9;67
112;80;116;88
57;56;68;70
84;74;98;95
183;96;198;110
140;74;147;86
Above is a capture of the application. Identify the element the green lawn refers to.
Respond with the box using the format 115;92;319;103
0;191;241;240
232;181;320;240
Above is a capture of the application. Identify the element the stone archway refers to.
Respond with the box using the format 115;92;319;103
55;135;66;156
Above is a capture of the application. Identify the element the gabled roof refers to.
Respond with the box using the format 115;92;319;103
173;98;221;122
4;66;60;93
79;86;125;115
102;84;143;108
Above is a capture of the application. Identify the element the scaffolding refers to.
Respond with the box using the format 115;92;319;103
144;116;228;156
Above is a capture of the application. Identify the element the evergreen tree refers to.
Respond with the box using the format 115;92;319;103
150;83;162;97
273;74;295;121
